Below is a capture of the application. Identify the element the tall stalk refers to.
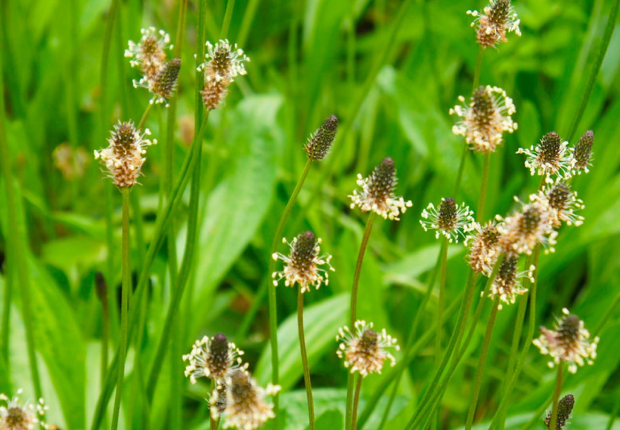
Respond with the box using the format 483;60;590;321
351;375;364;430
548;364;565;430
110;188;132;430
345;212;376;430
0;49;43;402
297;289;315;430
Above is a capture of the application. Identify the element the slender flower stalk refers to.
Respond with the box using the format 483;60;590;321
298;289;315;430
95;273;109;385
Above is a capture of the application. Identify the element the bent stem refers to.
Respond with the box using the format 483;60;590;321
298;289;315;430
351;375;364;430
548;364;565;430
464;297;500;430
346;212;377;429
111;188;132;430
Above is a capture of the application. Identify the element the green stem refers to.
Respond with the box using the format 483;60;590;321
477;152;491;221
138;103;154;131
435;237;449;368
90;113;209;430
464;297;500;430
298;289;315;430
219;0;236;39
100;278;110;386
210;380;218;430
472;46;483;91
351;375;363;430
548;364;564;430
565;0;620;142
0;53;43;402
111;188;132;430
237;0;261;46
605;391;620;430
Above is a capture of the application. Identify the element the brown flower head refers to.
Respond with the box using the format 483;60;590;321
272;231;334;293
545;394;575;430
518;132;572;183
450;86;517;152
570;130;594;174
497;198;557;255
183;333;246;383
304;115;339;161
466;221;501;275
533;308;599;374
420;197;475;243
467;0;521;48
488;255;534;309
145;58;181;106
0;390;48;430
336;320;400;377
94;121;156;189
531;182;584;227
125;27;172;84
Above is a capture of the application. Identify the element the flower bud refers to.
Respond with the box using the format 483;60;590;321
304;115;338;161
151;58;181;105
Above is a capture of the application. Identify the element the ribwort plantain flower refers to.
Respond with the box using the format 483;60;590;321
420;197;474;243
183;333;246;384
531;182;584;227
467;0;521;48
141;58;181;106
450;86;517;152
304;115;339;161
466;221;501;275
272;231;334;293
533;309;599;374
336;320;400;377
125;27;172;84
94;121;156;189
488;256;534;309
497;198;557;255
52;143;89;180
209;383;228;418
198;40;249;110
0;390;48;430
570;130;594;174
545;394;575;430
517;132;572;183
349;158;413;221
211;369;280;430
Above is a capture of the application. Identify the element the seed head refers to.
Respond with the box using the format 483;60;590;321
488;256;534;309
336;320;400;377
272;232;334;293
420;197;474;243
467;0;521;48
518;132;572;183
304;115;339;161
450;86;517;152
533;308;599;374
531;182;584;227
349;158;413;220
570;130;594;174
466;222;501;275
198;40;249;110
94;121;156;189
545;394;575;429
0;390;48;430
497;198;557;255
146;58;181;106
125;27;172;84
183;334;246;383
213;369;280;430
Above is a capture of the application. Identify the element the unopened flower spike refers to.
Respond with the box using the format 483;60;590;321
134;58;181;106
497;197;557;255
94;121;156;189
198;39;250;110
533;308;599;374
517;132;572;183
531;181;584;228
467;0;521;48
183;333;246;384
349;158;413;220
272;231;334;294
545;394;575;430
420;197;475;243
466;221;501;275
570;130;594;174
336;320;400;377
211;369;280;430
304;115;339;161
125;27;173;84
488;255;534;309
450;85;517;153
0;389;49;430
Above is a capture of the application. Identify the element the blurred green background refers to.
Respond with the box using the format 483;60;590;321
1;0;620;428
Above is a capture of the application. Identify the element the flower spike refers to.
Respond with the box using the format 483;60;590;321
467;0;521;48
420;197;474;243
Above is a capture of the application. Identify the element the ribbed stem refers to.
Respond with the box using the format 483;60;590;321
111;188;132;430
351;376;363;430
298;289;315;430
477;152;491;221
346;212;377;430
138;103;154;131
566;0;619;142
100;282;110;386
435;236;449;367
0;55;43;402
548;364;564;430
472;46;483;90
237;0;260;46
219;0;236;39
464;297;500;430
210;379;218;430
